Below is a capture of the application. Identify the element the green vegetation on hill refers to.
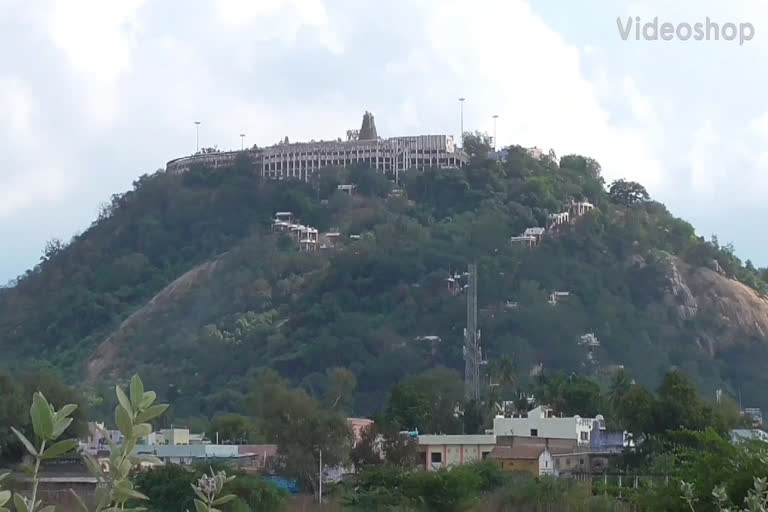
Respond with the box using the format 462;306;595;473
2;139;768;421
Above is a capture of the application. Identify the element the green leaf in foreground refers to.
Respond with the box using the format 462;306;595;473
115;404;133;438
30;392;54;440
10;427;38;457
116;385;133;417
134;404;168;424
12;493;29;512
42;439;79;459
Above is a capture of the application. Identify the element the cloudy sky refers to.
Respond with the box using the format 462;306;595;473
2;0;767;283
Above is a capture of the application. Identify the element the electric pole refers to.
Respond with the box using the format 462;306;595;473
464;263;481;402
240;133;245;150
194;121;201;153
318;449;323;504
458;97;466;147
492;114;499;151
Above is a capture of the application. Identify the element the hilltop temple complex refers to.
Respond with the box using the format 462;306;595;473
166;111;468;181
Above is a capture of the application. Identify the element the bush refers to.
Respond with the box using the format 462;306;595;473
344;462;508;512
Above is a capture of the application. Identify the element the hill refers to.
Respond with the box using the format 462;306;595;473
2;143;768;420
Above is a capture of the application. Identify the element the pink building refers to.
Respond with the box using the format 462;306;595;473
347;418;374;444
236;444;278;471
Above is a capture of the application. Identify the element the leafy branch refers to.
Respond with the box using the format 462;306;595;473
681;478;768;512
0;472;11;512
73;375;168;512
191;469;237;512
3;373;241;512
9;392;79;512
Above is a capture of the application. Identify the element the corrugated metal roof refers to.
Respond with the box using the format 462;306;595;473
134;445;241;458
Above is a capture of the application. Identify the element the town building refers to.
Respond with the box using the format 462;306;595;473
524;227;546;241
166;111;468;181
12;457;99;509
337;184;356;195
139;427;205;446
347;418;375;444
160;428;190;445
569;201;595;217
511;227;545;248
509;235;537;247
742;408;764;427
552;417;628;479
547;212;570;230
526;147;546;160
490;436;583;475
272;212;320;252
133;444;276;469
82;423;123;455
731;429;768;443
548;291;570;306
490;418;626;478
493;406;597;445
417;434;496;471
552;451;612;478
489;444;553;475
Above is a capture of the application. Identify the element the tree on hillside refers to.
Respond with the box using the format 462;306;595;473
535;372;603;417
616;370;742;440
559;154;603;182
249;369;352;494
350;423;419;469
350;424;382;468
0;368;89;462
381;429;419;468
462;400;486;435
40;238;66;263
609;179;650;206
462;131;493;159
384;367;464;435
206;414;260;444
608;368;634;425
348;165;391;197
617;385;655;439
652;369;712;433
0;371;25;462
324;367;357;413
311;165;346;199
487;356;517;399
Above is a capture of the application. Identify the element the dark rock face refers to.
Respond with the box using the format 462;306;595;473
359;111;378;140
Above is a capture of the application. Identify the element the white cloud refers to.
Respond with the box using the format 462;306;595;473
0;76;34;148
750;111;768;140
0;75;74;219
213;0;342;53
46;0;147;124
0;169;71;218
688;120;720;198
412;0;664;186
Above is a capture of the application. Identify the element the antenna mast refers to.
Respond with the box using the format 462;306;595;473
464;263;481;402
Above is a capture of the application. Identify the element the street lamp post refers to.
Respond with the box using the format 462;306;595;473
492;114;499;151
318;449;323;504
458;97;466;146
194;121;201;153
240;133;245;151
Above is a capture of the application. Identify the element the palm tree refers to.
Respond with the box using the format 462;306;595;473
488;355;518;410
609;368;633;422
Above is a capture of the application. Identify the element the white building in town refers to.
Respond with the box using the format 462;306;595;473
493;406;597;445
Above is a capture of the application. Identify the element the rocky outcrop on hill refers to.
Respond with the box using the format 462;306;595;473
651;250;699;321
647;250;768;352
